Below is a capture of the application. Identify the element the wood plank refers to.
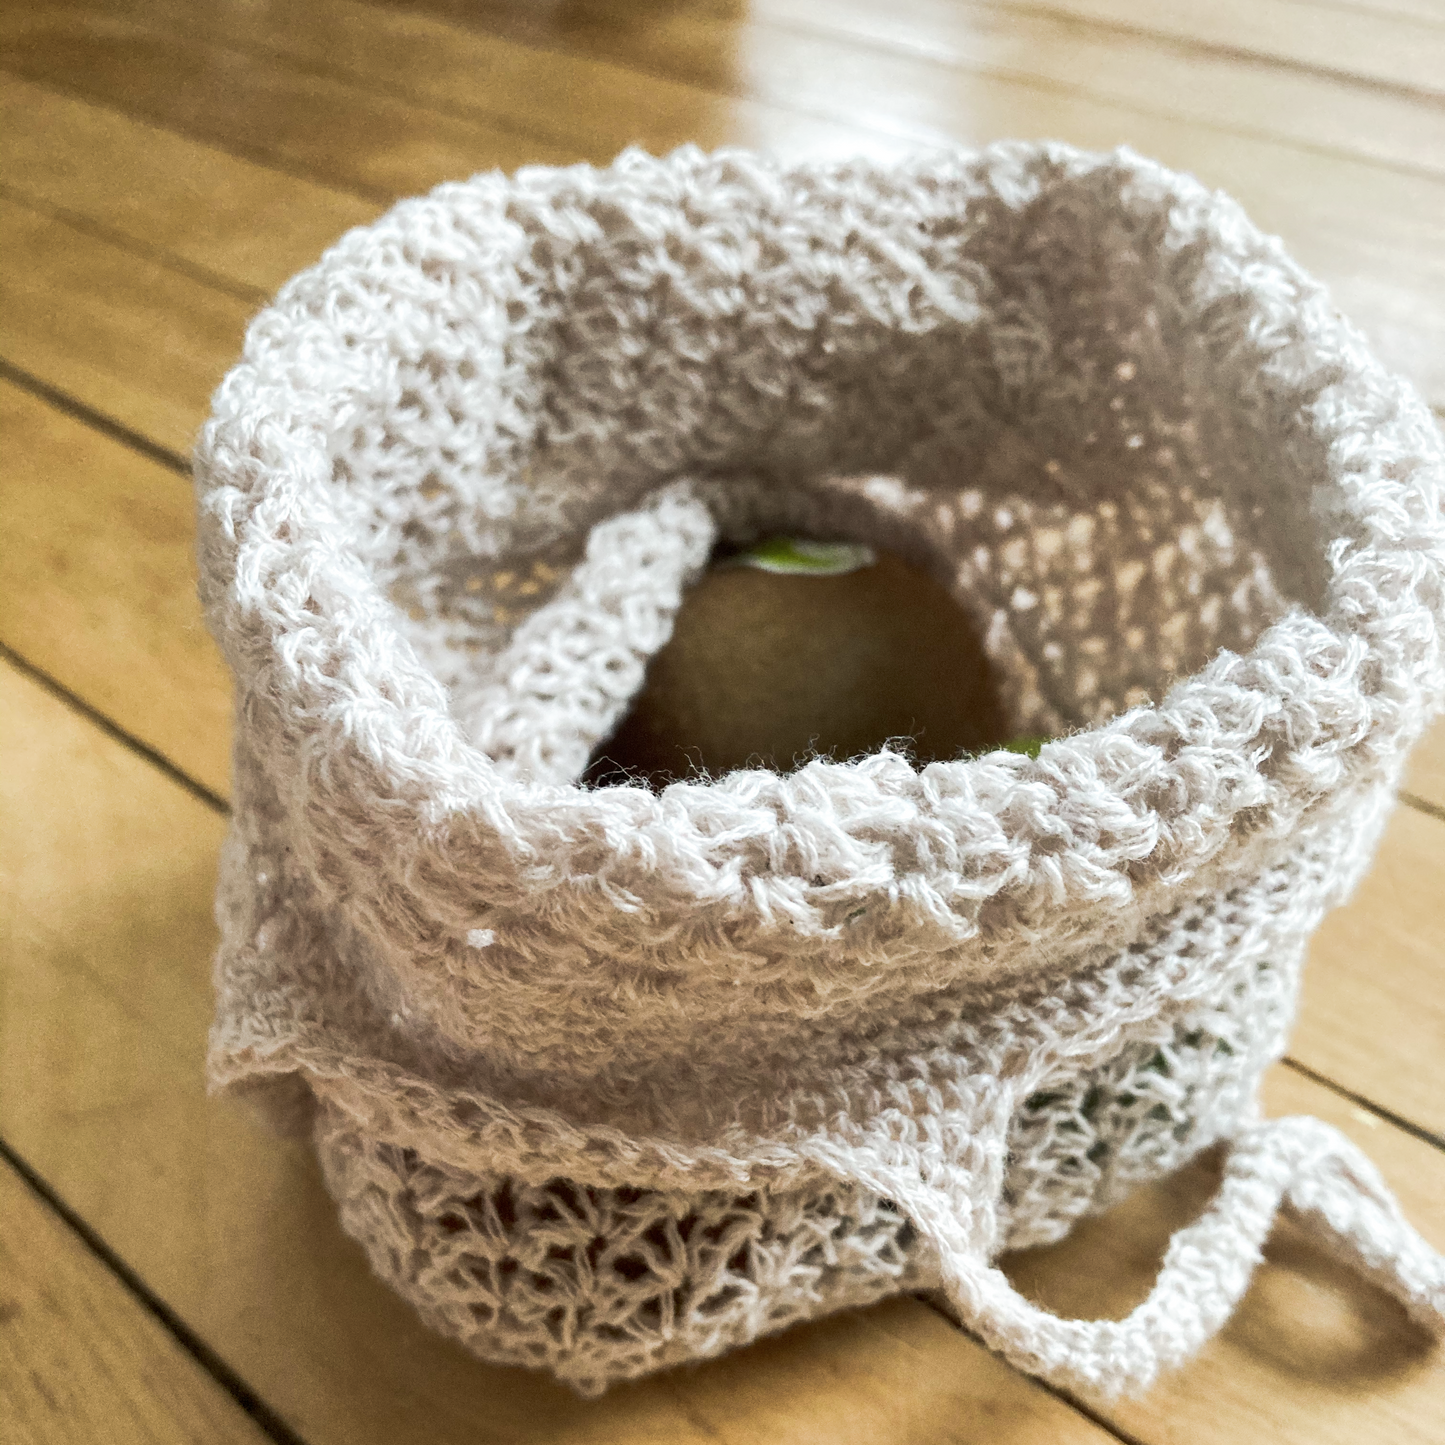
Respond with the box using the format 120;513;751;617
736;0;1445;172
389;0;1445;169
0;76;378;294
0;380;233;798
0;9;578;201
0;657;1115;1445
4;9;1444;407
0;1157;271;1445
756;0;1445;97
1292;802;1445;1140
1404;716;1445;813
1313;0;1445;26
1000;1063;1445;1444
61;0;1445;174
0;194;254;457
55;0;913;166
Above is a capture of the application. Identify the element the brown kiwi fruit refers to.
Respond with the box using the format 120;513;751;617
584;546;1008;787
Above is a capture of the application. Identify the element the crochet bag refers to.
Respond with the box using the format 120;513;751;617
197;143;1445;1397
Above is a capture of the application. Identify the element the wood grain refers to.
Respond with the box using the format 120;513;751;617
0;380;233;797
1292;802;1445;1140
0;194;253;457
451;0;1445;173
0;657;1115;1445
1337;0;1445;24
0;75;377;294
0;8;574;200
0;1157;269;1445
751;0;1445;96
1404;716;1445;814
54;0;1445;173
47;0;912;165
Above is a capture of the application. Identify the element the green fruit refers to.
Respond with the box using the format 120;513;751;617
729;536;877;577
1001;734;1050;759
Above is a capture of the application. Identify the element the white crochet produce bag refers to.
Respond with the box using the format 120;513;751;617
197;143;1445;1397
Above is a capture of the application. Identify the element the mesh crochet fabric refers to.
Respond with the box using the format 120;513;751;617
197;142;1445;1397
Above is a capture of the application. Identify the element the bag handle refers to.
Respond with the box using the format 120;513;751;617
460;480;716;783
873;1115;1445;1396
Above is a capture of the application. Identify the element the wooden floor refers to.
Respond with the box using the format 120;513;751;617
3;1;1445;1441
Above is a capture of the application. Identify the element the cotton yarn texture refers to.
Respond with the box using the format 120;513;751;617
196;142;1445;1397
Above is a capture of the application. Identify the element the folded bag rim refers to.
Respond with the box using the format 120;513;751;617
195;141;1445;960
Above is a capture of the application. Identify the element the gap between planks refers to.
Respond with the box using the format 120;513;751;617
0;1137;304;1445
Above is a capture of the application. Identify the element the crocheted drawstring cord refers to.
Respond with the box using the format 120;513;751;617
860;1115;1445;1396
